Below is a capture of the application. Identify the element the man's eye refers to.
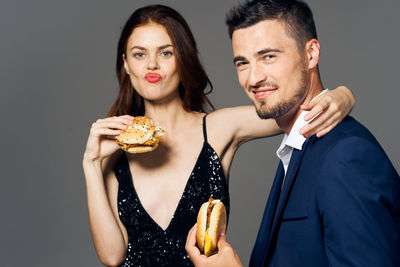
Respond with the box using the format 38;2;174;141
236;62;248;69
264;54;275;60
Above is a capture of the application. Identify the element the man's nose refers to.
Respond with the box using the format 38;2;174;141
248;64;267;88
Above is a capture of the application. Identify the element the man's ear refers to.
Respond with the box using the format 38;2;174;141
305;39;320;69
123;54;130;75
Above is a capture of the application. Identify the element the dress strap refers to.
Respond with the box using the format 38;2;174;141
202;114;208;142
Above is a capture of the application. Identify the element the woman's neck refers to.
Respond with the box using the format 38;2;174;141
143;97;199;134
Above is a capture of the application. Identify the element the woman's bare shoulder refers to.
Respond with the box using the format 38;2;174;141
207;106;254;124
207;106;280;144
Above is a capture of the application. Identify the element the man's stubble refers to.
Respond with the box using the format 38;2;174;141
255;62;309;120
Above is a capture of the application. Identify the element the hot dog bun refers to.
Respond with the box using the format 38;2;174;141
196;198;227;256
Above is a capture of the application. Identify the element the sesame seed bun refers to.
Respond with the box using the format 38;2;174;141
115;116;164;153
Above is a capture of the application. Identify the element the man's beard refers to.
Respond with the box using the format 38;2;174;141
255;67;308;120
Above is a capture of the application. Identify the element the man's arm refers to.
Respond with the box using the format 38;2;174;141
185;224;243;267
317;137;400;266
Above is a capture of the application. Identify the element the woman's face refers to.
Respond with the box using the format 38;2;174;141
124;23;180;103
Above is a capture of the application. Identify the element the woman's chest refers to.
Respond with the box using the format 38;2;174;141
124;141;205;228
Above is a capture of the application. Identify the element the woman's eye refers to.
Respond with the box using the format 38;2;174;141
161;51;173;57
133;52;145;59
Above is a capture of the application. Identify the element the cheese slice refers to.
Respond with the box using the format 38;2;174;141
204;229;213;256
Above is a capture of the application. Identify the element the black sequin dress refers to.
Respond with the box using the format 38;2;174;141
114;115;230;267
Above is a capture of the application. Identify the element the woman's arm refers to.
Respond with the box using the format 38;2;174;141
84;159;127;266
206;86;355;175
300;85;356;138
83;116;133;266
211;85;355;147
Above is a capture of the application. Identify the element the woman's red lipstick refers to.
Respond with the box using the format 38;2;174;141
145;73;162;83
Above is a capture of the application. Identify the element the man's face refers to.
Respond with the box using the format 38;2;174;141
232;19;308;119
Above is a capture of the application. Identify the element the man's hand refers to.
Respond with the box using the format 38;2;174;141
185;224;243;267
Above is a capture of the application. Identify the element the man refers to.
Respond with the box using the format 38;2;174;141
186;0;400;266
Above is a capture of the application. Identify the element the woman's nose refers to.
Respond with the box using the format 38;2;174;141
147;54;159;70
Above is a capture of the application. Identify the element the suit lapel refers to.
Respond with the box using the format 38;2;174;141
249;161;285;267
263;138;312;264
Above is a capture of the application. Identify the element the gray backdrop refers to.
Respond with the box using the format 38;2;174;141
0;0;399;266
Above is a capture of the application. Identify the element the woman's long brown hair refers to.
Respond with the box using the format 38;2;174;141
108;5;214;117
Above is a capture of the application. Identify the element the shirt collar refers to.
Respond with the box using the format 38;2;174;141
280;89;329;151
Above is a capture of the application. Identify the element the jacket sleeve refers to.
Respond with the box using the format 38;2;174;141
316;136;400;267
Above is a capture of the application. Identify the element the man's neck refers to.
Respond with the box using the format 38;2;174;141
276;72;324;135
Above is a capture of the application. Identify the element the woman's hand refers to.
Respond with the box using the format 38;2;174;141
83;115;131;265
300;86;356;138
84;115;134;162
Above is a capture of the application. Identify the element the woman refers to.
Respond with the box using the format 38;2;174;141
83;5;355;267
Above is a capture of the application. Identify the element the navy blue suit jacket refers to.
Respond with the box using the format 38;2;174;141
250;116;400;267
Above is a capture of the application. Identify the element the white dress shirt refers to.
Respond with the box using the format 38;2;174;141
276;89;328;176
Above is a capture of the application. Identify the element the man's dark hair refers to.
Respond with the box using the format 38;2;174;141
225;0;317;51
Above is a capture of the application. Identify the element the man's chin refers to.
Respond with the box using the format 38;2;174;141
255;101;296;120
252;97;280;119
255;105;275;119
256;108;275;120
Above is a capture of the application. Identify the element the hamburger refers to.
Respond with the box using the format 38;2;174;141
115;116;165;153
196;197;227;256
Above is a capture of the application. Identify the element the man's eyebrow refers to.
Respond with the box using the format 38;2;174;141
255;48;282;57
233;48;283;64
233;56;247;64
